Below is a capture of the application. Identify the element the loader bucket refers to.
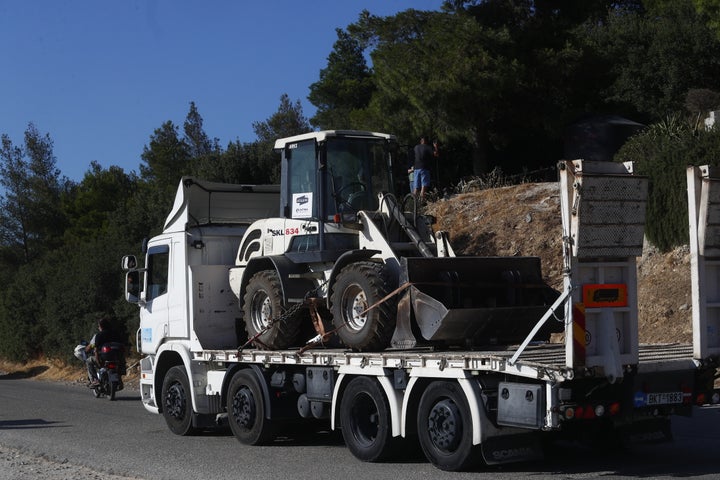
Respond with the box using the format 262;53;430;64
391;256;561;349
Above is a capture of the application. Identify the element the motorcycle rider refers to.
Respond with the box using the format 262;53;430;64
85;317;117;386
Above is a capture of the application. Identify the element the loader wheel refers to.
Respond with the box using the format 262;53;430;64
227;369;274;445
243;270;302;349
340;376;399;462
330;262;396;351
417;381;481;471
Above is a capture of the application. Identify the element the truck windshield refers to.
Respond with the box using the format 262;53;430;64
326;137;393;216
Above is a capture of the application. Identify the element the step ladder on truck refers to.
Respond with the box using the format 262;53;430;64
121;132;720;472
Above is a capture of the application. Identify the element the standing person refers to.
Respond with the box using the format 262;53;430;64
407;146;415;194
85;317;116;386
412;135;434;198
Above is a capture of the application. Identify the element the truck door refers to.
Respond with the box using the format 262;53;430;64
139;244;170;354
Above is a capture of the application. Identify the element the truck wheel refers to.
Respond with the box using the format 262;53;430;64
227;370;273;445
340;376;398;462
417;381;481;471
161;365;197;436
243;270;302;349
330;262;396;351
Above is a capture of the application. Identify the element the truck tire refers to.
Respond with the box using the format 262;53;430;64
340;376;398;462
227;370;274;445
161;365;197;436
417;381;481;471
243;270;302;349
330;262;396;351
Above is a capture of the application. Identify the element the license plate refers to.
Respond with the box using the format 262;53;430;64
646;392;684;405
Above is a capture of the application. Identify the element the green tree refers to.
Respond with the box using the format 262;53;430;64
616;116;720;251
183;101;215;159
140;120;191;192
252;94;311;183
253;94;311;143
0;124;67;266
350;9;521;173
62;162;136;242
582;1;720;121
308;28;375;130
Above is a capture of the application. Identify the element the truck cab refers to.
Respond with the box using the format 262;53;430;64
123;178;279;413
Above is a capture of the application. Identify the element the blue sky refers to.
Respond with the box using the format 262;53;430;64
0;1;443;182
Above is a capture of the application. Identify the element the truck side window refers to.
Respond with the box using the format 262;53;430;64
146;246;169;301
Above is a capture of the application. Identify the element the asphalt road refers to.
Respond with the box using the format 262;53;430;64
1;376;720;480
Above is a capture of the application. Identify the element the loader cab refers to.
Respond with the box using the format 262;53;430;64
276;130;397;222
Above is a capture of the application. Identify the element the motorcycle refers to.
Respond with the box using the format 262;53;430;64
74;340;127;400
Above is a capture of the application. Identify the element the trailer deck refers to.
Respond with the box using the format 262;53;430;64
194;342;700;384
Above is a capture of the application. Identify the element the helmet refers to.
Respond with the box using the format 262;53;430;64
73;344;87;362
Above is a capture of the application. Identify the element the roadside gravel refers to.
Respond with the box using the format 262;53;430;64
0;445;143;480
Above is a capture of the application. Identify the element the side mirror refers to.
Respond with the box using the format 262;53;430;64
125;270;141;304
121;255;138;271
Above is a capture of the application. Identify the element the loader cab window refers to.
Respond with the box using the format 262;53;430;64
146;245;169;301
325;137;394;217
287;140;317;219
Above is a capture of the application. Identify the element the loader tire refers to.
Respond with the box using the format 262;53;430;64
330;261;396;351
243;270;302;350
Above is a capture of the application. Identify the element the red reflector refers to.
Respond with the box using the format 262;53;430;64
696;393;706;405
581;405;596;419
609;402;621;416
333;213;341;223
682;385;693;404
107;363;116;369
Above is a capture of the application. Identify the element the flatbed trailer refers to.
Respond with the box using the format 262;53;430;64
194;343;699;383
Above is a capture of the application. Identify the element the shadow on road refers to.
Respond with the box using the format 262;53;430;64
0;418;64;430
0;366;49;379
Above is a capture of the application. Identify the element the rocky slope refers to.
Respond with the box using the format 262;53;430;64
427;182;692;344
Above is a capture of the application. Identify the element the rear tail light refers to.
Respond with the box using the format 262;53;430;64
696;391;720;405
561;402;619;421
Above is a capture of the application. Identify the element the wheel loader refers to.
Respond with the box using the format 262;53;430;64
228;130;560;351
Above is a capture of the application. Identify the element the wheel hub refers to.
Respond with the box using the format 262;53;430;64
251;292;272;331
427;399;462;452
165;383;186;419
350;393;378;445
344;286;368;331
232;388;256;428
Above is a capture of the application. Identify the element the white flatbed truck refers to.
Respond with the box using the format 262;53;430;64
123;133;720;471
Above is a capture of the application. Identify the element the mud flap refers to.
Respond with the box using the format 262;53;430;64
481;433;544;465
620;417;673;445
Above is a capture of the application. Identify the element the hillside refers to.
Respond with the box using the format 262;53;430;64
427;183;692;344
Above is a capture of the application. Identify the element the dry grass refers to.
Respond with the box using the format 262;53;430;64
0;356;139;387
